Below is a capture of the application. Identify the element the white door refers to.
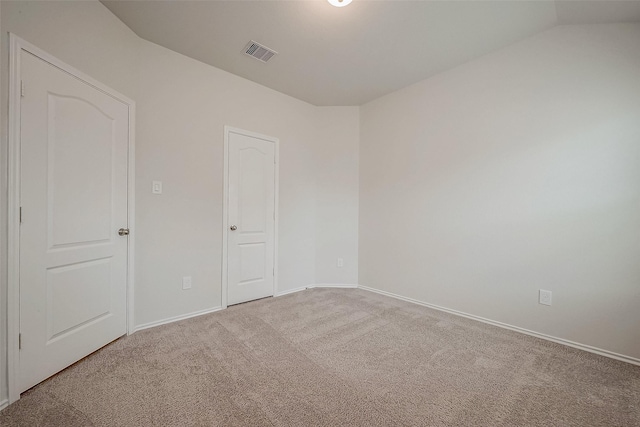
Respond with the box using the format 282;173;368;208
19;50;129;392
226;129;276;305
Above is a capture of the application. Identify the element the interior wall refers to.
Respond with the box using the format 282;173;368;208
112;6;361;323
314;107;359;285
359;24;640;360
134;40;359;325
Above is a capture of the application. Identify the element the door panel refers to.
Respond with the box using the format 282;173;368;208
227;131;275;306
239;243;267;283
48;94;114;247
46;258;112;340
19;51;129;392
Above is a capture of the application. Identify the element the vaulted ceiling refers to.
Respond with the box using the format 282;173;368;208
102;1;640;106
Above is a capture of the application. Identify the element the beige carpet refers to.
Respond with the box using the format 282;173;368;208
1;288;639;426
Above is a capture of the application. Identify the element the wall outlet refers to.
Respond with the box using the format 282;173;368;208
182;276;192;290
337;258;344;268
539;289;552;306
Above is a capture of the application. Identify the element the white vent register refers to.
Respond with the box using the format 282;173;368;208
244;40;278;63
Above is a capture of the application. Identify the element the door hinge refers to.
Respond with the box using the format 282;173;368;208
20;207;23;223
21;80;25;97
19;333;22;350
273;267;275;276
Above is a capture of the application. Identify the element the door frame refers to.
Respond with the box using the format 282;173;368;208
221;126;279;309
7;34;136;404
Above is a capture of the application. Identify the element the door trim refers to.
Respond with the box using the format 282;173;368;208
7;34;136;404
221;126;279;309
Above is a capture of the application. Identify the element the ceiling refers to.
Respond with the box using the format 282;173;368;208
101;1;640;106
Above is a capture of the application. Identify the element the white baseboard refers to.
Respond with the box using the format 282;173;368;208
275;283;358;297
274;285;310;297
311;284;359;289
133;306;223;333
0;399;9;411
358;285;640;366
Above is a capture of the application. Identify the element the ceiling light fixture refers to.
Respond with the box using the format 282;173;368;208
328;0;352;7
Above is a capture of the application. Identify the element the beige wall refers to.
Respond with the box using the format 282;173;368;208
134;40;359;325
360;24;640;360
314;107;360;285
0;0;359;404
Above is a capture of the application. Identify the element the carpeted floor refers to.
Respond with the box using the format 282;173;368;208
1;288;639;426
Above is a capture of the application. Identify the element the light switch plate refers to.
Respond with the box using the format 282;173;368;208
152;181;162;194
182;276;192;290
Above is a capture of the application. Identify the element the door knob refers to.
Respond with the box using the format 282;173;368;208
230;225;237;231
118;228;130;236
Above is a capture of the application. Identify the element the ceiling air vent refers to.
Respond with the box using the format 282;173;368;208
244;40;278;63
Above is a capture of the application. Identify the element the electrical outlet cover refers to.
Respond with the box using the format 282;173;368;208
539;289;552;306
